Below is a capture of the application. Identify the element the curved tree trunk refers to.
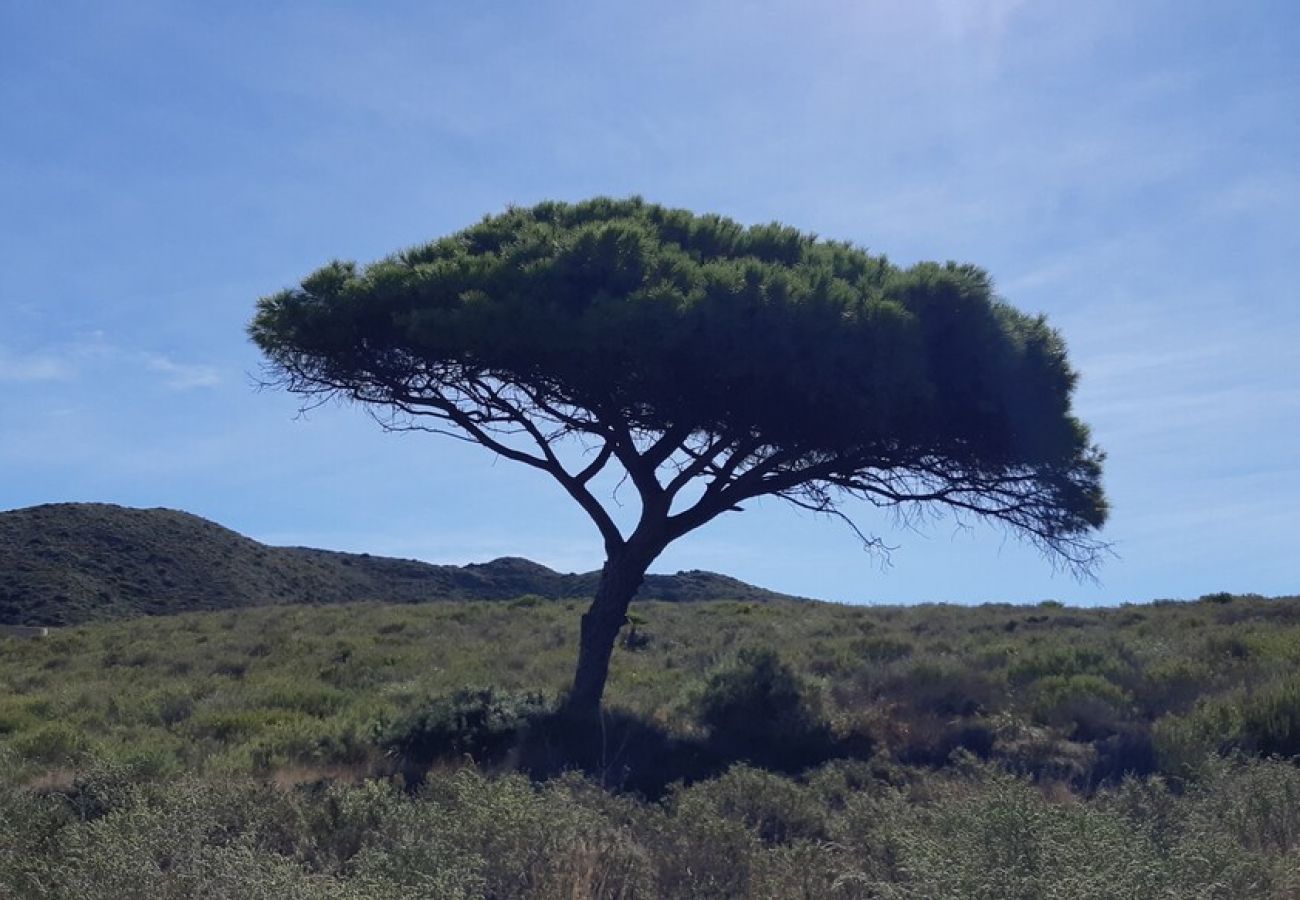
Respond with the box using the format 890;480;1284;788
566;546;657;718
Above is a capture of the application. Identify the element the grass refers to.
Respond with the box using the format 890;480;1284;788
4;591;1300;896
3;592;1300;784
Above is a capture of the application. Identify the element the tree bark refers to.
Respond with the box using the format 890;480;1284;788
566;544;657;718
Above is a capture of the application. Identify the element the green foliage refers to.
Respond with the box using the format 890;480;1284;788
4;593;1300;792
6;593;1300;894
890;658;999;718
248;197;1111;717
7;755;1300;898
1030;674;1133;740
850;634;914;663
253;199;1101;483
670;764;829;845
9;721;94;765
379;687;552;774
1154;675;1300;778
697;647;834;769
1007;643;1125;685
1240;677;1300;758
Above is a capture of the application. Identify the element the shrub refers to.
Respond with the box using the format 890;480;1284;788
1008;644;1124;686
697;647;834;771
1030;674;1133;741
1089;728;1159;785
379;687;552;780
1186;756;1300;854
9;722;93;765
1151;702;1242;780
890;659;997;718
1139;657;1215;718
850;634;914;664
884;771;1179;897
249;679;348;718
669;764;828;845
1156;677;1300;774
1239;676;1300;758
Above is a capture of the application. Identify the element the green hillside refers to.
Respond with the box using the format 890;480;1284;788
5;592;1300;896
0;503;798;626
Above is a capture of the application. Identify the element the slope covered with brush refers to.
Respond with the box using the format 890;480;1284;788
0;503;799;625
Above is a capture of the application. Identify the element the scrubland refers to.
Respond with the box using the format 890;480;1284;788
3;592;1300;897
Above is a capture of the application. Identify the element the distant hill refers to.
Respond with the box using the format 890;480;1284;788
0;503;802;625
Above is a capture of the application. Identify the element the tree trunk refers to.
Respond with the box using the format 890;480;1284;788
566;547;655;718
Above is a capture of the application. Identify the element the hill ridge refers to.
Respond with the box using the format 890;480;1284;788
0;502;803;625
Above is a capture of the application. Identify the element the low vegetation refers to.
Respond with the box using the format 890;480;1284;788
0;503;795;626
4;591;1300;896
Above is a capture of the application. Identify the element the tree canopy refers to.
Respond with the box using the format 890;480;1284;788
251;196;1108;712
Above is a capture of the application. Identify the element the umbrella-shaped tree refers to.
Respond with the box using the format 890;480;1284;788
250;197;1108;717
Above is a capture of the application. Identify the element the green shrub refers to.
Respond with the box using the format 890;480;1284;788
1140;657;1215;718
1008;644;1124;685
1156;677;1300;774
1152;701;1242;780
890;659;997;718
850;634;914;664
9;721;93;764
379;687;552;777
697;647;833;770
184;707;304;742
249;678;348;718
883;771;1178;897
1239;676;1300;758
1186;756;1300;854
645;798;757;898
0;699;38;735
241;717;370;773
1030;674;1133;740
670;764;828;845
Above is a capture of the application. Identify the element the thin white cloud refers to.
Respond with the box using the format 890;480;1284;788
143;354;221;390
0;334;221;391
1195;171;1300;220
933;0;1033;45
0;349;74;382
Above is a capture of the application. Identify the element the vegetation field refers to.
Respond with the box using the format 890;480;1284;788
4;592;1300;897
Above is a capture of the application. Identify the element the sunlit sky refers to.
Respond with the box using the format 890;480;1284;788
2;1;1297;605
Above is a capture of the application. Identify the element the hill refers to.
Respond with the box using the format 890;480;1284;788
0;502;801;625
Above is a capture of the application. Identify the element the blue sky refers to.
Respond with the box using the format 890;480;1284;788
2;0;1297;605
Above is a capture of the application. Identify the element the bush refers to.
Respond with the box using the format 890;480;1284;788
1030;674;1133;741
1139;657;1215;718
883;771;1178;897
1153;697;1251;781
697;647;834;771
890;659;997;718
850;634;914;664
379;687;552;781
1008;644;1124;686
9;722;93;765
670;764;828;845
1155;677;1300;776
1239;676;1300;758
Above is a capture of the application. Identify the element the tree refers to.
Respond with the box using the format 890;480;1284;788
250;197;1108;717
